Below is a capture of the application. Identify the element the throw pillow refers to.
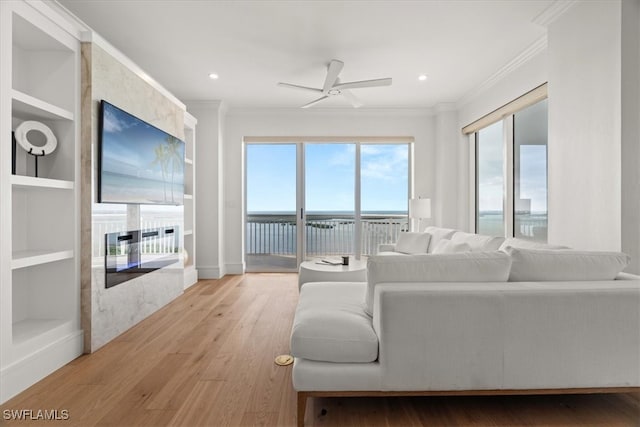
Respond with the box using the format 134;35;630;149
423;226;457;253
505;247;630;282
450;231;505;252
395;232;431;254
431;239;472;254
498;237;569;251
364;252;512;315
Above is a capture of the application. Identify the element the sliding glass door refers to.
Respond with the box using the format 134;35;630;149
476;121;505;236
475;98;548;240
246;141;410;271
514;99;548;241
305;143;356;257
245;144;299;272
361;144;410;254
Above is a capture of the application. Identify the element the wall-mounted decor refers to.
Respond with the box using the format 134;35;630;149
98;100;185;205
14;120;58;177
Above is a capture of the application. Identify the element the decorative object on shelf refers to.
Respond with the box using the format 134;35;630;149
14;120;57;177
11;131;16;175
409;197;431;232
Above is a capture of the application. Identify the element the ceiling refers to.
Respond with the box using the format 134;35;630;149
58;0;552;110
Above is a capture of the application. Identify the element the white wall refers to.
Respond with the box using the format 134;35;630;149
621;0;640;273
223;109;434;271
433;105;459;229
547;0;622;250
185;101;224;278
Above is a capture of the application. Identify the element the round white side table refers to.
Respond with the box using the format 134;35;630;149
298;258;367;290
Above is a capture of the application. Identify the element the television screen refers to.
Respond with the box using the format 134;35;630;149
98;100;185;205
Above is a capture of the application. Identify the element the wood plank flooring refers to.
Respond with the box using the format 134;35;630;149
1;273;639;426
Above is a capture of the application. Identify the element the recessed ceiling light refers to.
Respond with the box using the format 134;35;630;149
418;74;428;81
208;73;219;80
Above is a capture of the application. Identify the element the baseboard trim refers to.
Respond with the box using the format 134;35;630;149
198;266;222;279
0;330;83;404
225;263;245;275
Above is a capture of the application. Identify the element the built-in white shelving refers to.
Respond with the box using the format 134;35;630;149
1;0;82;404
12;89;74;121
11;174;74;190
11;249;74;270
183;112;197;289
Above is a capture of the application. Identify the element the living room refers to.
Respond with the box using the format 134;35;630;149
0;0;639;426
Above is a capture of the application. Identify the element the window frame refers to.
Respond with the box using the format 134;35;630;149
469;92;548;240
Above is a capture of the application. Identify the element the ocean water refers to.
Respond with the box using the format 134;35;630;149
478;212;548;240
101;171;183;205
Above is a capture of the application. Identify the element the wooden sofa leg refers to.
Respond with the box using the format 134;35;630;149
297;392;308;427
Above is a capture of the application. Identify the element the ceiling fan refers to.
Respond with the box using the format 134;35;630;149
278;59;392;108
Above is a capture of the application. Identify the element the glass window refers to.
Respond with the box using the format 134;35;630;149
476;121;504;237
360;144;409;255
514;99;548;241
474;98;548;241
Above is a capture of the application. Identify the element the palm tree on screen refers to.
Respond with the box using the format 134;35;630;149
151;144;169;202
165;136;183;203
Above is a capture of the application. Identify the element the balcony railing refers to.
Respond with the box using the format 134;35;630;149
246;213;409;257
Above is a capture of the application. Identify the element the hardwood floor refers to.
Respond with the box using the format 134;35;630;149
2;273;639;426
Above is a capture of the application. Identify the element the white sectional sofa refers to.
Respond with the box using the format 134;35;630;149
290;227;640;426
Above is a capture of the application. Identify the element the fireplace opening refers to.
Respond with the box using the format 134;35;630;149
105;226;180;288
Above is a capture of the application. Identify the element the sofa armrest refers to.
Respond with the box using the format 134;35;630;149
377;243;397;253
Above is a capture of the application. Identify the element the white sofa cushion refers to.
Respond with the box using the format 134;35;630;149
291;282;378;363
505;247;630;281
424;226;458;253
499;237;569;251
364;252;512;315
450;231;505;252
431;239;472;254
394;232;431;254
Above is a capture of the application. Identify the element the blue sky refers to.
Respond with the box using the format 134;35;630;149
246;143;408;213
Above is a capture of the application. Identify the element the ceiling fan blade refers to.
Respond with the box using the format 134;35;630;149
341;89;363;108
278;82;323;93
301;95;330;109
323;59;344;92
333;78;392;90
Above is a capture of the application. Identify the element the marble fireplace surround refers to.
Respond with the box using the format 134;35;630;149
81;42;186;353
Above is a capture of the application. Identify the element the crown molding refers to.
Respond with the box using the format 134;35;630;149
27;0;87;40
456;35;547;108
532;0;580;28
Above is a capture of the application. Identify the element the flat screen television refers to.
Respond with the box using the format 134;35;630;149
98;100;185;205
